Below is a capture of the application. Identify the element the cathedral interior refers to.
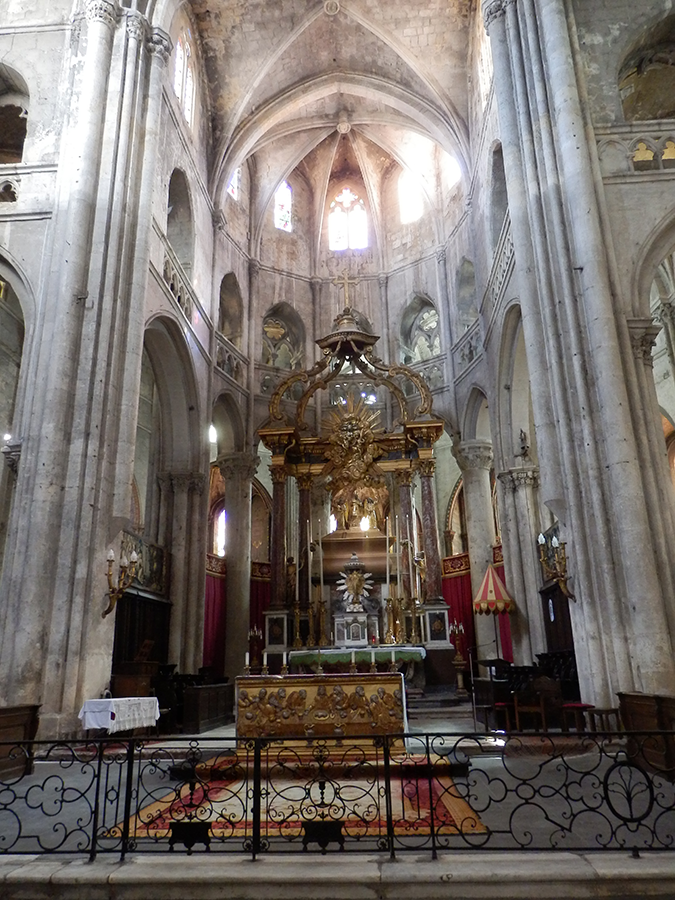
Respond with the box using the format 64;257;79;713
1;0;675;741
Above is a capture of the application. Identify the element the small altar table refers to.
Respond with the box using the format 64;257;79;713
78;697;160;734
289;645;426;673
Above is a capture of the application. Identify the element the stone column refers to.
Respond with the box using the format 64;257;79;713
497;467;546;664
168;474;191;668
270;466;288;609
219;453;259;680
311;278;323;430
435;248;457;404
453;441;497;658
297;474;312;609
185;473;207;674
379;274;394;429
417;459;443;601
246;259;260;446
395;470;414;600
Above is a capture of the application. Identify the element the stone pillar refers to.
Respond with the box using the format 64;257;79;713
311;278;323;430
270;466;288;609
454;441;497;658
297;474;312;609
395;470;414;600
185;473;207;674
219;453;259;680
417;459;443;601
378;274;394;429
497;467;546;664
168;474;191;668
435;248;457;404
246;259;260;446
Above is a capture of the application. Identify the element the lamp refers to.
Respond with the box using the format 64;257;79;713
102;549;138;618
538;532;575;599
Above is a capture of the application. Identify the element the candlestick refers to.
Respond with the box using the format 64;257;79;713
307;519;312;608
406;515;414;598
318;517;324;598
395;515;400;593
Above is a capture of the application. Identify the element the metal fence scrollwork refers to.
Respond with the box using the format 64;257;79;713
0;731;674;859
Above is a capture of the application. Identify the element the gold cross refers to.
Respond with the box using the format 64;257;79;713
332;268;359;312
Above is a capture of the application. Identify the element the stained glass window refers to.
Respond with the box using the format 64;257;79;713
328;187;368;250
227;167;241;201
173;31;195;128
274;181;292;232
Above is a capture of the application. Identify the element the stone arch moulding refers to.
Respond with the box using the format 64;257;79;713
211;390;245;457
634;208;675;316
0;250;35;335
496;302;532;467
461;385;492;443
143;313;202;473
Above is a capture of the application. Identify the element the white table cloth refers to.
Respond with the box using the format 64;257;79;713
78;697;160;733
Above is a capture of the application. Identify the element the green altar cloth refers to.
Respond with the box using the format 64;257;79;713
289;645;425;673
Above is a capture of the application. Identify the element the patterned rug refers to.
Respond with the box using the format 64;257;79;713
126;749;485;844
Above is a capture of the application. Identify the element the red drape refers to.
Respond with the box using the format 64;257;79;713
493;545;514;663
203;572;227;676
441;554;474;665
250;578;271;633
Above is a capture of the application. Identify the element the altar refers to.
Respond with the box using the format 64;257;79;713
288;645;426;674
235;672;406;738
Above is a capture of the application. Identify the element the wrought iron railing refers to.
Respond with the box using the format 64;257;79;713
0;731;674;859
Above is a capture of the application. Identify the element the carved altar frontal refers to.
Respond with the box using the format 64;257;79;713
235;673;406;738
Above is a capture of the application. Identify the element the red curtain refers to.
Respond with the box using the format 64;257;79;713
203;572;227;676
493;545;514;663
441;554;474;665
250;578;271;633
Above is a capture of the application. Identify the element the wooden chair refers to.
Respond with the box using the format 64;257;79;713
513;676;563;732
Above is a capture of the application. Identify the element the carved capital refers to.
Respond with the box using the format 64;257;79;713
417;459;436;479
190;473;206;495
218;452;260;483
85;0;118;28
297;473;313;491
395;469;415;488
170;473;193;493
249;258;261;280
627;317;661;368
126;11;146;42
453;440;494;471
482;0;505;33
435;246;447;265
270;466;288;485
378;273;388;289
146;28;172;64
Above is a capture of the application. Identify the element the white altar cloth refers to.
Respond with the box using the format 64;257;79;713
78;697;160;733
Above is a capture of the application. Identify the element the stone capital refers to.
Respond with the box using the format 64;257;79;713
482;0;505;33
190;473;206;495
270;466;288;485
627;318;661;368
378;273;388;289
85;0;118;28
218;452;260;483
453;440;494;472
249;258;261;280
146;28;172;64
296;473;313;491
435;246;447;265
125;11;146;42
2;437;22;476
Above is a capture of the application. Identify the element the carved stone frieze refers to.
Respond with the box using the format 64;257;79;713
498;467;540;491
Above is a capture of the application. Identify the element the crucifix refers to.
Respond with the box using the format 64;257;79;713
332;268;359;313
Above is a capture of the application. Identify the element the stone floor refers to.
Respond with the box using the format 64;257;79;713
2;703;675;899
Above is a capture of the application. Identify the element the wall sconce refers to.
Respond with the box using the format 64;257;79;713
537;533;575;600
102;549;138;618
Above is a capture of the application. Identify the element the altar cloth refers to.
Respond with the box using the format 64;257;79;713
78;697;160;733
289;645;426;670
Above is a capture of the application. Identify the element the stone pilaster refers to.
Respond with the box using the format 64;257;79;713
416;459;443;601
453;440;496;659
218;453;259;679
497;467;545;664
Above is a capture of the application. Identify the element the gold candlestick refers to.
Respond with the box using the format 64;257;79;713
293;599;303;648
384;597;395;644
318;595;329;647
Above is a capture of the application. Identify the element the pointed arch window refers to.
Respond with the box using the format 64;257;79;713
274;181;292;232
172;31;195;127
329;187;368;250
227;167;241;201
398;170;423;224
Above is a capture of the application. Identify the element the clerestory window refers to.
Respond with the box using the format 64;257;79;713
173;31;195;127
227;167;241;201
328;187;368;250
274;181;292;232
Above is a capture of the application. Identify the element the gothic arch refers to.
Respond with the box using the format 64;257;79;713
634;209;675;314
262;301;305;370
167;168;194;276
462;386;492;443
211;391;245;457
218;273;243;347
456;257;478;331
496;304;536;469
400;295;440;364
618;13;675;122
0;64;28;165
489;142;508;251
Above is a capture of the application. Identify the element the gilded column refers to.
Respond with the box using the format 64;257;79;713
270;466;288;609
297;473;312;610
417;459;443;601
219;453;259;679
395;469;414;600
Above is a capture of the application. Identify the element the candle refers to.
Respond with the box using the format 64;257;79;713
395;515;400;592
318;517;324;597
263;651;268;666
407;515;414;596
245;652;250;666
351;649;355;664
370;649;375;665
385;517;390;597
282;651;287;666
390;649;395;663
